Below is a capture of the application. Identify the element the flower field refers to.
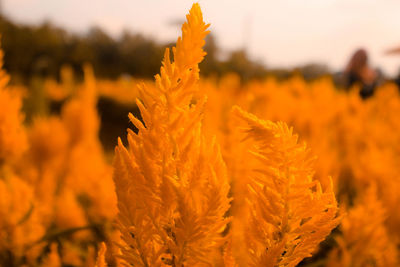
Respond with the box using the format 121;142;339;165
1;3;400;267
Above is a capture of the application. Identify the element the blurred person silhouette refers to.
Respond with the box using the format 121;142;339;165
344;48;379;99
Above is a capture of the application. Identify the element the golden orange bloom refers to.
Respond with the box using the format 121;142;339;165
113;3;230;266
2;2;400;267
94;243;107;267
327;186;399;267
231;106;340;267
41;243;61;267
0;176;45;265
0;47;27;164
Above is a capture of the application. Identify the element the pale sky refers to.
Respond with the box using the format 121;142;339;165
4;0;400;76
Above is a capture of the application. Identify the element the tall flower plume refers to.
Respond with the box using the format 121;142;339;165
327;186;399;267
0;43;27;164
231;106;340;267
113;3;231;266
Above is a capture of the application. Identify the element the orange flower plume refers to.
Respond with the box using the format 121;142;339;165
231;106;339;267
113;4;231;266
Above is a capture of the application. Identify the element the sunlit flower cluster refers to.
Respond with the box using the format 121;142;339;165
1;3;399;267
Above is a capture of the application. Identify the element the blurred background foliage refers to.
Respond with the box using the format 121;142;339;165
0;14;332;85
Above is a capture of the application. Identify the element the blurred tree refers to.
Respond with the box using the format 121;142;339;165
118;31;164;77
294;63;331;81
87;27;121;78
222;49;267;82
0;15;273;83
200;34;222;75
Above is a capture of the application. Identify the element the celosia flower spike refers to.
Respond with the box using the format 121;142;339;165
231;106;340;267
113;3;230;267
94;242;108;267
